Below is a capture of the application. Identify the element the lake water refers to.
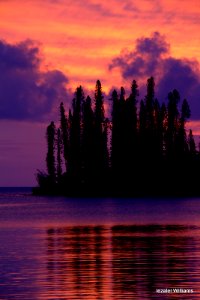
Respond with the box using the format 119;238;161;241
1;187;200;299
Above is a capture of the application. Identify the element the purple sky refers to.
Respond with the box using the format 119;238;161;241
0;121;46;186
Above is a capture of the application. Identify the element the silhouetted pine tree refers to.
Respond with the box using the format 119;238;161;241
125;80;138;183
118;87;126;176
36;77;200;197
160;102;167;156
102;117;110;173
165;89;184;192
138;77;157;190
177;98;191;157
111;87;128;192
60;102;69;172
145;77;155;129
56;128;62;181
166;89;180;159
82;95;95;183
127;80;138;134
68;86;84;181
94;80;108;180
156;102;168;193
187;128;198;194
46;121;56;185
145;77;156;160
188;129;196;155
153;99;163;158
139;78;156;167
111;89;119;173
139;99;146;162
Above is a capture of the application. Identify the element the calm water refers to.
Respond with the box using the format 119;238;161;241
1;188;200;299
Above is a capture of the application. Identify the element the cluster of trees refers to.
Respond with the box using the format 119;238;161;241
35;77;200;197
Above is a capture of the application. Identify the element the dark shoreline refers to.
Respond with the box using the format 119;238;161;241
32;185;200;199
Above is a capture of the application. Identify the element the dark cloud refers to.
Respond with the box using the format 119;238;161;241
110;32;169;78
109;32;200;119
0;39;69;121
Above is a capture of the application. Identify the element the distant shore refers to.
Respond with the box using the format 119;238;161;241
32;184;200;198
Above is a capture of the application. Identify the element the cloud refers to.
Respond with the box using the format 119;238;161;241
109;32;200;119
109;32;169;78
0;39;69;121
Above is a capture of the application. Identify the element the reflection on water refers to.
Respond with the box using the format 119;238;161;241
1;224;200;299
43;225;200;299
1;191;200;299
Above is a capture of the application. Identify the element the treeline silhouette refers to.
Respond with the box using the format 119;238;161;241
34;77;200;197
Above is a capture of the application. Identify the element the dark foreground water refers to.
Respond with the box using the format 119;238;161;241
1;188;200;299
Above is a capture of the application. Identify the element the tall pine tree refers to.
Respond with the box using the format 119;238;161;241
46;121;56;185
82;95;95;183
94;80;108;180
69;86;84;181
60;102;69;173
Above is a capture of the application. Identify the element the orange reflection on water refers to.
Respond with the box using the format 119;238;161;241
37;225;200;299
45;226;113;300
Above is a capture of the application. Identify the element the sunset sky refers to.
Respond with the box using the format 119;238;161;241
1;0;200;186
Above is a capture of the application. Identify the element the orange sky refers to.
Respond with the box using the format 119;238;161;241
1;0;200;92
